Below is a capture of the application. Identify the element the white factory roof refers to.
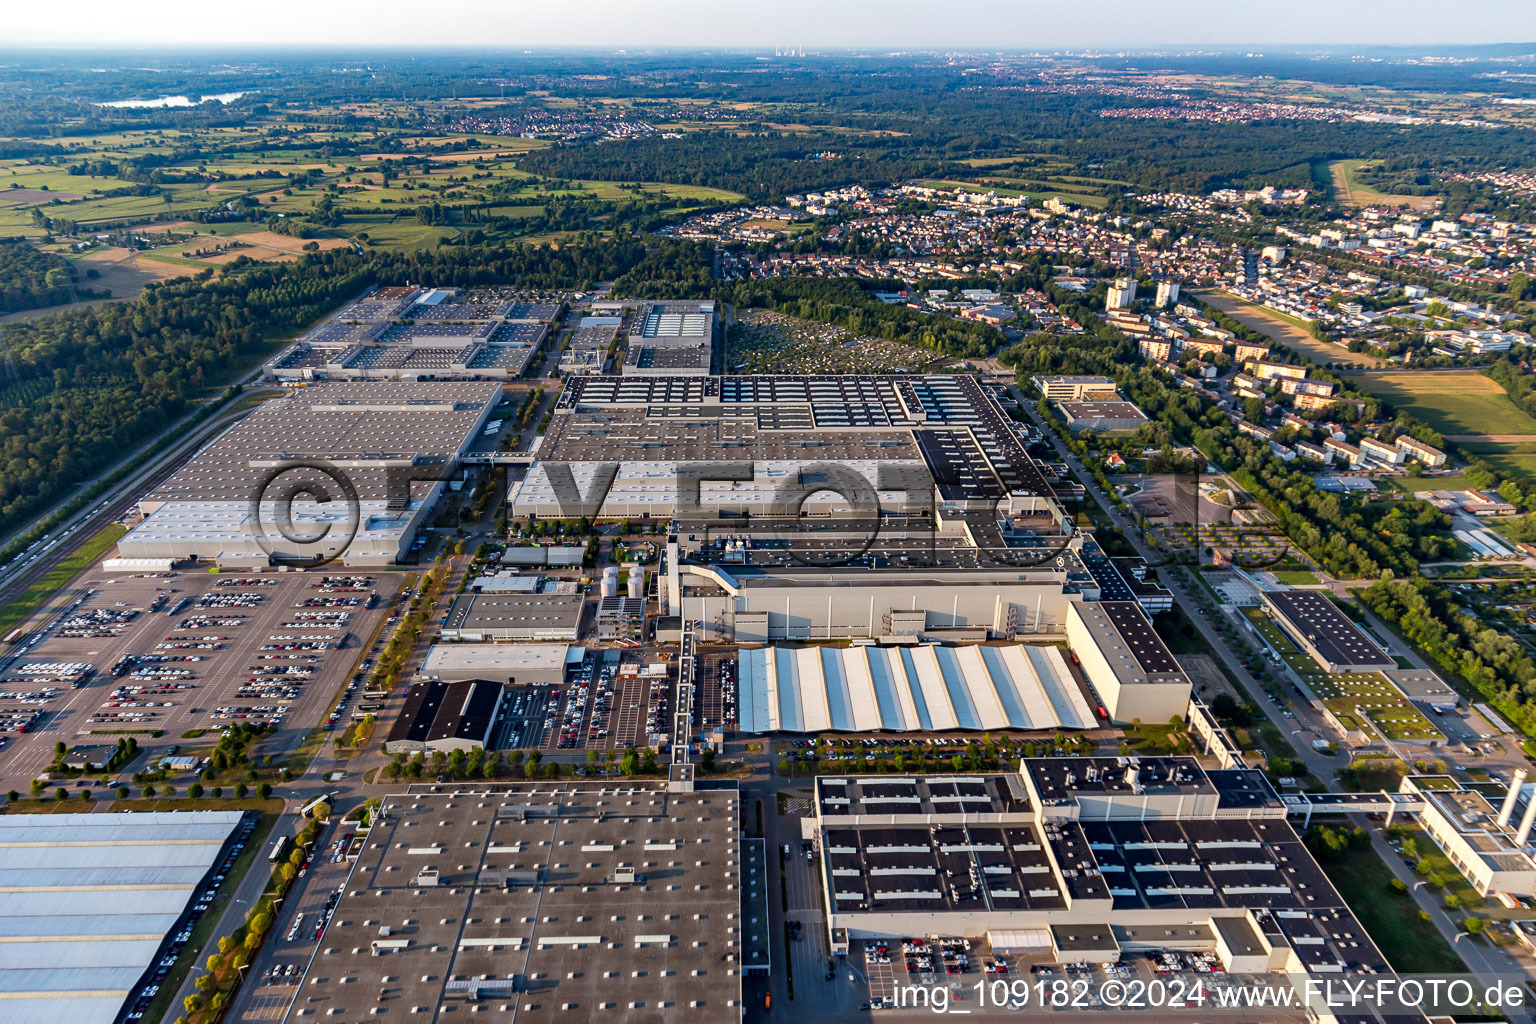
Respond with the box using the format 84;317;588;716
422;643;576;677
738;644;1094;734
0;811;242;1024
470;573;543;593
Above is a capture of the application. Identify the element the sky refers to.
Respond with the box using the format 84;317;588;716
5;0;1530;49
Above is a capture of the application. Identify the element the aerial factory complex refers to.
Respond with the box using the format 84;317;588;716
6;32;1536;1024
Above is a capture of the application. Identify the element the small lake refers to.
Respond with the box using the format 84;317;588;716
97;91;247;109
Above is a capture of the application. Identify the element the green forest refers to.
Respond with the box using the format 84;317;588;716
0;239;102;314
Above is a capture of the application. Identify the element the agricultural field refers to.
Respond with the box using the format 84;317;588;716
0;118;740;309
1199;290;1388;368
1351;371;1536;440
726;309;938;374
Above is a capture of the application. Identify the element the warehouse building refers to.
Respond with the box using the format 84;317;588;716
1056;399;1150;433
737;643;1096;734
1259;590;1393;673
0;811;244;1024
383;679;505;754
1030;375;1118;401
117;382;501;567
292;783;744;1022
1399;772;1536;897
265;286;551;382
421;643;574;685
1066;600;1191;724
806;758;1415;1021
621;300;715;377
440;591;586;641
512;373;1089;643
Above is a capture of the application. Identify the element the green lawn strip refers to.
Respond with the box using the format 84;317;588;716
1397;825;1485;911
0;523;126;635
1247;612;1437;738
1317;844;1467;974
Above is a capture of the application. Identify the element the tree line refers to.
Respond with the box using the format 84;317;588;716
0;240;105;314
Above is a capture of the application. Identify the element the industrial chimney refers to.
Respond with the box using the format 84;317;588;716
1516;787;1536;847
1499;768;1528;828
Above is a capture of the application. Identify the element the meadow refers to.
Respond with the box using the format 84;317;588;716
1352;372;1536;439
1319;159;1437;212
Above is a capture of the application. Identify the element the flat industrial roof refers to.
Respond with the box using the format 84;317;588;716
1262;590;1393;670
148;381;500;503
297;784;742;1023
441;592;586;635
523;375;1060;521
811;760;1395;977
422;643;573;680
1070;600;1184;682
816;774;1031;819
1026;756;1215;805
1057;399;1149;422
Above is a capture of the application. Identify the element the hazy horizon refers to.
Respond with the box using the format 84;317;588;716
6;0;1532;51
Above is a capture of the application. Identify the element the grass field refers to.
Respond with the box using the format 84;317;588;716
1350;371;1536;439
1318;843;1467;974
0;122;739;265
1320;159;1438;212
0;523;127;636
1272;570;1321;585
1199;290;1388;368
1471;451;1536;479
1395;825;1485;911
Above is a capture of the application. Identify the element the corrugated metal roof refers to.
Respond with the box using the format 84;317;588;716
0;812;241;1024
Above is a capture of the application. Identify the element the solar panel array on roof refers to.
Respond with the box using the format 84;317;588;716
1102;601;1180;674
147;382;499;503
376;321;495;343
1083;817;1321;912
1263;590;1393;670
1081;554;1136;601
825;822;1066;913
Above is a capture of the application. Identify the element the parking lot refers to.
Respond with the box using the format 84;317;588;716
0;571;398;788
122;813;259;1022
482;649;674;756
696;651;737;732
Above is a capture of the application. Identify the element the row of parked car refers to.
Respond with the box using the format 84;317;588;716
124;815;255;1019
